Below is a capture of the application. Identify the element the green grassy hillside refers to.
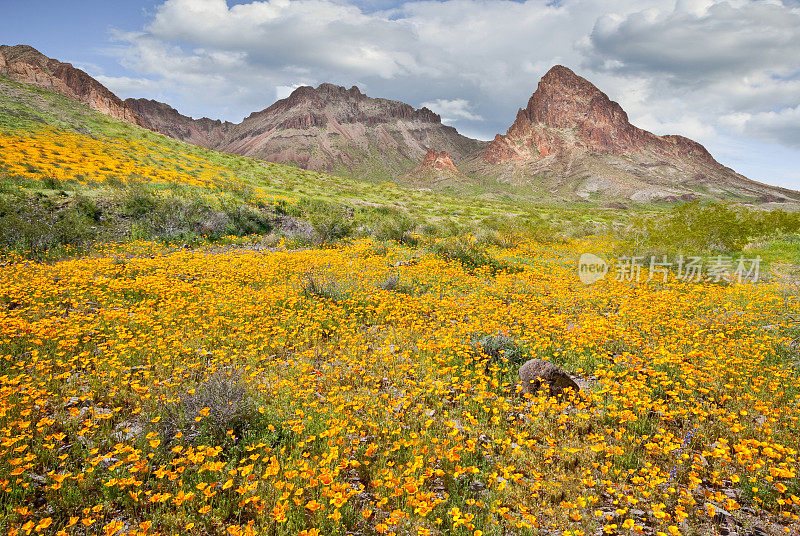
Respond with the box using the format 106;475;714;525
0;75;633;258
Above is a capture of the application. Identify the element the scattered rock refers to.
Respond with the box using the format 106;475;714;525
390;259;419;268
27;473;47;487
518;359;580;397
99;457;120;470
469;480;486;492
710;504;732;524
113;422;144;442
64;396;93;409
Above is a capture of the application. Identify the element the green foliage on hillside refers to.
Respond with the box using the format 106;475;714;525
621;201;800;255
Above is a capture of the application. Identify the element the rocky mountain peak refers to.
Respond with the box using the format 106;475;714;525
485;65;716;164
524;65;629;130
244;82;443;131
284;83;364;106
0;44;46;63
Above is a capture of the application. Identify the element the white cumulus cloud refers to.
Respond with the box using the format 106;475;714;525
419;98;483;123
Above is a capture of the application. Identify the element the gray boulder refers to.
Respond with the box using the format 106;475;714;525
519;359;580;397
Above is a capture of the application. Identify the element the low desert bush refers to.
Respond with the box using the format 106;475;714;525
159;369;259;448
474;333;528;366
0;184;280;258
475;214;561;247
376;272;400;291
0;191;95;258
303;200;353;244
362;207;418;244
428;236;510;274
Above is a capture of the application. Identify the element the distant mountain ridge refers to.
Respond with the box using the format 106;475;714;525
125;98;234;147
2;44;798;203
127;83;483;178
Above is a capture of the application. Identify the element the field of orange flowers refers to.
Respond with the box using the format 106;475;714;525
0;237;798;536
0;126;232;188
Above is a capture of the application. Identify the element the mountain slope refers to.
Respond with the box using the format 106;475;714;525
465;65;800;203
0;44;144;127
128;84;485;181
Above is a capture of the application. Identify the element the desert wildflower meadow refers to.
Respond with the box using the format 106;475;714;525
0;237;798;536
1;76;799;536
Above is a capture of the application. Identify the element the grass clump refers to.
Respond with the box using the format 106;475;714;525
301;271;351;301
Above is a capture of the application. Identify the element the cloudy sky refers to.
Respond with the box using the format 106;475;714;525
3;0;800;189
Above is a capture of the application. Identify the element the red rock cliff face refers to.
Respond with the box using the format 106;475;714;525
485;65;715;165
0;45;145;127
420;149;458;172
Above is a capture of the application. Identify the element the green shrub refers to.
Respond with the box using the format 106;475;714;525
0;184;285;258
619;202;800;255
304;201;353;244
222;202;273;236
367;208;417;244
118;185;160;218
475;214;559;247
475;334;528;365
0;192;96;258
74;194;101;221
41;175;64;191
429;237;509;274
